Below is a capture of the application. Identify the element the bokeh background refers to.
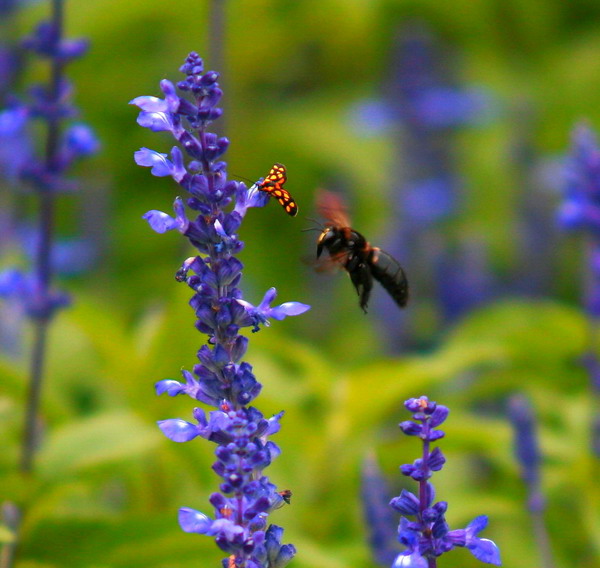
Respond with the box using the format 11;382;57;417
2;0;600;567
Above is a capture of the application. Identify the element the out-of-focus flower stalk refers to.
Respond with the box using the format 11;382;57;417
372;24;495;348
558;124;600;456
0;2;97;564
507;395;555;568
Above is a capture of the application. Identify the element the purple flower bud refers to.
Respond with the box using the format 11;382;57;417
390;489;420;515
64;123;100;156
429;405;449;427
399;420;422;436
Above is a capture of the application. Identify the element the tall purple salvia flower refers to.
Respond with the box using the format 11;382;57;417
507;395;555;568
131;52;308;568
389;396;501;567
557;124;600;456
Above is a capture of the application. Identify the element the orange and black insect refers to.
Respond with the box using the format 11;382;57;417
256;163;298;217
315;190;409;313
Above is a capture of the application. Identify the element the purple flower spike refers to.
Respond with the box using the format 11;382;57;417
558;124;600;457
133;53;303;566
384;397;501;566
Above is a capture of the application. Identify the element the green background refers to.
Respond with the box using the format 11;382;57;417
2;1;600;567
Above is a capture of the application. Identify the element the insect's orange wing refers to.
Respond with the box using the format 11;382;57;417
265;163;287;185
257;163;298;217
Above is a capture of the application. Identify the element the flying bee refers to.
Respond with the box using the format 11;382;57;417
314;190;408;312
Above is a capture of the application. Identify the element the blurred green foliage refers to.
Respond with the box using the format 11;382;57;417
3;0;600;567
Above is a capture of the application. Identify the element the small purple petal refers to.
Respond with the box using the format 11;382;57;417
258;287;278;310
136;111;173;132
178;507;212;534
155;379;185;396
466;515;488;537
143;210;179;233
392;552;428;568
134;148;173;177
169;147;186;181
269;301;311;320
158;418;199;442
129;95;169;112
467;538;502;565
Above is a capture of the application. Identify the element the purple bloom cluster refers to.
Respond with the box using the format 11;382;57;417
558;125;600;317
361;455;401;565
558;124;600;456
373;25;496;348
390;397;501;567
558;125;600;236
507;395;558;566
507;395;543;512
131;52;308;567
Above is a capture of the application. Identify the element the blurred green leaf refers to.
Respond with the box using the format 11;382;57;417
37;411;161;480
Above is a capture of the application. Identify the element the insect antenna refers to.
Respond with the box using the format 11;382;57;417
230;172;257;186
301;217;324;232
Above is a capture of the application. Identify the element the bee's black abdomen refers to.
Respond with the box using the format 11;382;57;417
368;248;409;308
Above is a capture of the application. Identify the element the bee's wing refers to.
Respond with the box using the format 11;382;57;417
316;189;352;228
369;248;409;308
305;251;349;273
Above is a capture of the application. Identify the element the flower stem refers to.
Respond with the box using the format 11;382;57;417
531;509;556;568
420;433;437;568
19;0;64;473
20;317;50;472
0;504;21;568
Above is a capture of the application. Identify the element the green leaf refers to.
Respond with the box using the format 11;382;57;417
37;410;161;480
